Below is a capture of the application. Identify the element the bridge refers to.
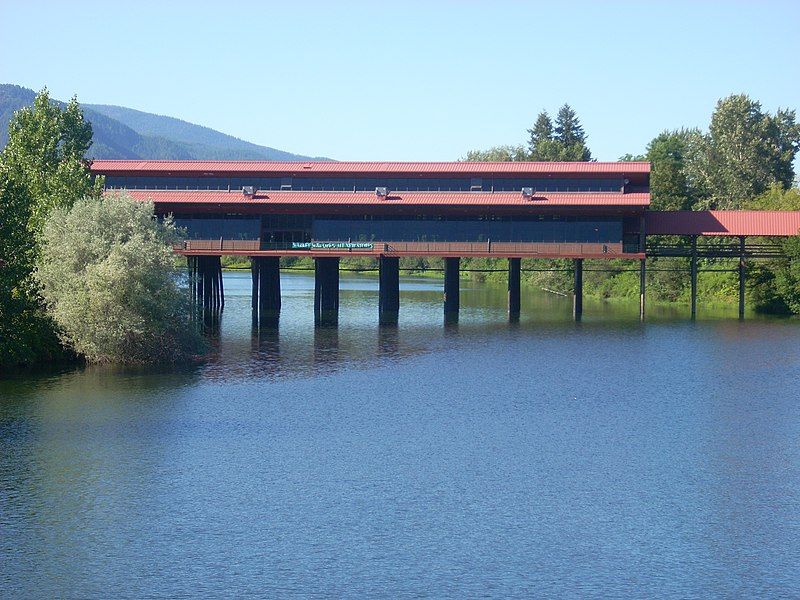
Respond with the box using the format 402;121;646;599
91;160;800;324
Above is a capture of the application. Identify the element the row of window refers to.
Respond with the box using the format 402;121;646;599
105;176;629;193
171;215;624;243
310;219;622;243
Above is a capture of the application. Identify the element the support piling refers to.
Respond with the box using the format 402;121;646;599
573;258;583;321
508;257;521;320
314;257;340;326
378;256;400;325
443;257;460;321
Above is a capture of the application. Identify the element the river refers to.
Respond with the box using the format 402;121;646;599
2;272;799;598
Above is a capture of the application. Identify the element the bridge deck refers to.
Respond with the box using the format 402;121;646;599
174;240;644;260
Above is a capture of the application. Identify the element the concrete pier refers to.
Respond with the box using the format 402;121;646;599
194;255;223;312
573;258;583;321
314;257;340;326
508;257;521;320
443;257;460;319
252;256;281;326
378;256;400;325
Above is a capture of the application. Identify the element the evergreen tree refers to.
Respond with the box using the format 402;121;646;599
525;111;556;160
553;104;592;161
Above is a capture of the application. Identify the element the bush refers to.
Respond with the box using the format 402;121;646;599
35;194;203;364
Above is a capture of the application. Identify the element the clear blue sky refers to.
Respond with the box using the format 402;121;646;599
1;0;798;161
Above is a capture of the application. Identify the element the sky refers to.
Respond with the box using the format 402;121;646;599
1;0;798;161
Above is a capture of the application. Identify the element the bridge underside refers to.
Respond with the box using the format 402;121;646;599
175;242;645;261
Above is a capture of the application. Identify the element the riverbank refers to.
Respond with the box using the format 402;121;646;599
217;255;759;309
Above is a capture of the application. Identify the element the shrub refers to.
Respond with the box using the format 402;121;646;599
35;194;203;364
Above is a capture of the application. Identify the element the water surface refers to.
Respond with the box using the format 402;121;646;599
2;272;799;598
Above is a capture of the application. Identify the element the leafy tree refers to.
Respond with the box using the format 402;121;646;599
0;167;62;367
553;104;592;161
35;194;202;364
461;145;529;162
0;88;105;368
2;88;103;232
685;94;800;209
646;129;698;211
740;185;800;314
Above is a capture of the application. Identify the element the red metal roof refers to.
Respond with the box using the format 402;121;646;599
91;159;650;175
117;189;649;207
645;211;800;237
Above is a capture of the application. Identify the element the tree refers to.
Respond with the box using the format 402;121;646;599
685;94;800;209
462;145;529;162
2;88;102;232
34;194;202;364
0;167;62;367
0;88;105;368
553;104;592;161
645;129;699;211
742;185;800;314
527;111;560;161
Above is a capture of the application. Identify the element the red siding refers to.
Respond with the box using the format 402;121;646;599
91;160;650;176
645;211;800;237
117;189;650;208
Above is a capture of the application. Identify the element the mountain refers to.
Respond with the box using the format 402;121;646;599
0;84;328;161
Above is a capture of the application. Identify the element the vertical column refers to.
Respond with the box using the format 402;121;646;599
443;257;460;320
573;258;583;321
258;256;281;325
251;257;259;311
187;257;195;304
508;257;521;320
218;257;224;309
690;235;698;320
639;259;646;321
195;256;204;304
378;256;400;325
314;257;340;326
202;257;212;311
738;236;746;320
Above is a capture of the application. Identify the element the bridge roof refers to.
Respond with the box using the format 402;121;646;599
91;160;650;176
119;189;649;208
645;211;800;237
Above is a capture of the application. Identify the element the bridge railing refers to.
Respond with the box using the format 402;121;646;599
175;239;631;256
378;241;626;256
177;239;260;252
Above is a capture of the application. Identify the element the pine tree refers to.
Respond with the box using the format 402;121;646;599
553;104;592;161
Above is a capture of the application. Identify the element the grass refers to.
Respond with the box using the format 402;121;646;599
215;255;747;306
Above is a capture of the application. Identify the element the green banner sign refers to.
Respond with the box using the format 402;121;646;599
291;242;375;250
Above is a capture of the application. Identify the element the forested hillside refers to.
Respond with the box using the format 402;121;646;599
0;84;325;161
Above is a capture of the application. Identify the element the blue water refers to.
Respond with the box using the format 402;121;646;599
2;272;799;598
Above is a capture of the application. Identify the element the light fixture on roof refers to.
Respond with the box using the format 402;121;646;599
376;187;388;198
242;185;255;197
521;187;534;198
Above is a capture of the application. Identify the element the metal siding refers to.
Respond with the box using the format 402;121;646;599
91;160;650;176
117;189;650;207
645;211;800;236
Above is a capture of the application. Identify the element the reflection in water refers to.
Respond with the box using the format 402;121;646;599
1;272;799;598
377;323;400;359
313;325;339;366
